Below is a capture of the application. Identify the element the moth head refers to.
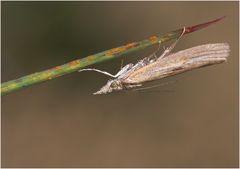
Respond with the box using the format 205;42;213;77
93;79;123;95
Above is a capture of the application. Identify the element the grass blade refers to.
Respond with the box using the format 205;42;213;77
1;16;225;96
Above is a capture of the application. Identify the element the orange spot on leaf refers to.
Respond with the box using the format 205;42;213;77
125;42;138;49
69;60;80;65
68;60;80;69
149;36;158;43
106;47;124;55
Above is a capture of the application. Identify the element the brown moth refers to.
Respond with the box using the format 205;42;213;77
79;30;230;95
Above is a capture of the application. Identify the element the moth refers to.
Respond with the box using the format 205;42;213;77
79;30;230;95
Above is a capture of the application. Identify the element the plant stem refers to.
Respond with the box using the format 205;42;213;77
1;16;225;96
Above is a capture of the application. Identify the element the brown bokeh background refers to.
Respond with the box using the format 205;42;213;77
1;1;239;168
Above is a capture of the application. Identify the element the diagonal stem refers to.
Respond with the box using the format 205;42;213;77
1;16;225;96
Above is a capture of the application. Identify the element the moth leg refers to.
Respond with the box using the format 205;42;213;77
149;41;163;61
115;63;134;77
158;27;186;60
125;84;142;89
153;42;162;59
163;46;166;51
120;59;124;69
132;80;176;91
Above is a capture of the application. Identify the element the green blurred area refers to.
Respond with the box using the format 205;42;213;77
1;1;239;167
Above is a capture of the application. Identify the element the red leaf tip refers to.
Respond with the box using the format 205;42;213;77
184;16;226;34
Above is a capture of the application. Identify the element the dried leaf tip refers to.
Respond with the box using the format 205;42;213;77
184;16;226;35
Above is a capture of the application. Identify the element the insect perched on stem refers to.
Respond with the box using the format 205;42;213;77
79;28;230;95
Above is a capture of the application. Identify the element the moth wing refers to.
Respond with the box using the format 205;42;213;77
123;43;230;84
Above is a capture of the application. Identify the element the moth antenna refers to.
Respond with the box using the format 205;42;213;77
78;68;117;78
158;27;186;59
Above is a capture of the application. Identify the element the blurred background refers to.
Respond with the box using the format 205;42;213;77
1;1;239;167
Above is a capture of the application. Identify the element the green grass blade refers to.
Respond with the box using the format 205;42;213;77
1;16;225;96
